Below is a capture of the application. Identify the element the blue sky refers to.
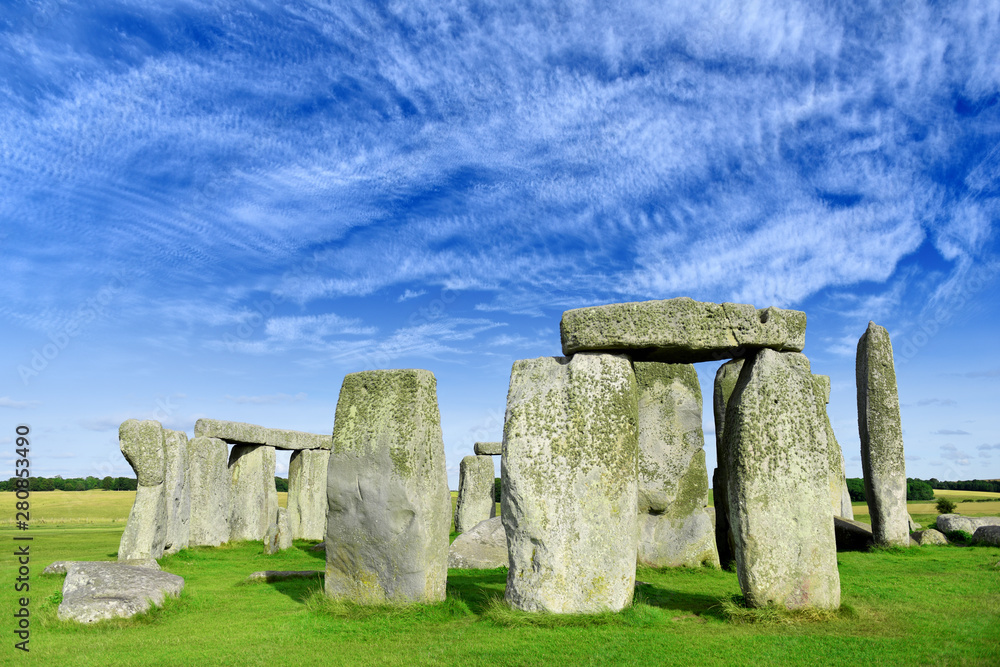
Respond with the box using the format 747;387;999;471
2;0;998;488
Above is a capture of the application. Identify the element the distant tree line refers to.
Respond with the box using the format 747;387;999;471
1;476;291;492
925;478;1000;493
845;478;935;502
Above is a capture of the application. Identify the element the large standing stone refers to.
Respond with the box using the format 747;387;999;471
58;562;184;623
561;297;806;363
229;445;278;542
502;353;638;614
162;429;190;554
118;420;167;562
635;362;718;568
811;375;852;520
857;321;909;547
188;436;232;546
325;369;450;605
287;449;331;540
194;418;331;450
454;455;496;534
712;358;744;570
724;349;840;609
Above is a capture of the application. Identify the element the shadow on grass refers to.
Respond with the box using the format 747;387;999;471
264;577;324;605
634;582;728;622
295;540;326;560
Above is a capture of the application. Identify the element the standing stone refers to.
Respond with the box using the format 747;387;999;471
839;457;855;520
502;353;638;614
288;449;331;540
229;445;278;542
724;349;840;609
635;362;718;568
454;455;496;534
188;436;232;546
264;508;294;554
162;429;191;554
857;321;909;547
325;369;450;604
811;374;852;520
712;358;744;570
118;420;167;562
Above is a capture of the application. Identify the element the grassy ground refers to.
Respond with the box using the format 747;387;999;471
3;491;999;665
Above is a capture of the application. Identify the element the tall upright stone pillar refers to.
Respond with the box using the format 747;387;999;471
712;358;744;570
163;429;191;554
454;455;496;534
325;369;450;605
857;321;908;547
635;362;718;568
288;449;331;540
188;436;232;546
724;349;840;609
811;374;853;521
118;420;167;561
229;445;278;542
502;353;638;614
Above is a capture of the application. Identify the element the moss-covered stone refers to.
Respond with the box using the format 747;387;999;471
162;429;190;554
711;358;744;570
119;419;165;486
118;420;166;561
454;455;496;533
634;362;718;568
194;418;331;450
473;441;502;456
560;297;806;363
188;436;231;547
228;444;278;542
325;369;449;605
287;449;330;540
856;321;909;547
502;353;638;614
810;374;853;520
724;349;840;610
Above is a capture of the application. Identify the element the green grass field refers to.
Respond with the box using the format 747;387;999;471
3;491;999;666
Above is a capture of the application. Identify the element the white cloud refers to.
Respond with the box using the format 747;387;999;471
0;397;39;409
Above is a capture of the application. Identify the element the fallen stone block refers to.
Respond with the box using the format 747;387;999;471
560;297;806;363
973;526;1000;546
448;516;508;569
194;418;331;450
57;562;184;623
912;529;948;546
43;559;160;575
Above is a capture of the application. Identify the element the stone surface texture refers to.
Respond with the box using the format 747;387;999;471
936;514;1000;534
277;507;293;550
973;525;1000;546
118;420;167;562
712;358;744;570
454;455;497;534
857;321;909;547
811;374;852;520
194;418;331;450
162;429;191;554
188;436;232;546
502;353;639;614
228;445;278;542
560;297;806;363
474;441;503;456
913;529;949;546
57;562;184;623
448;516;508;569
635;362;718;568
287;449;331;540
724;349;840;609
44;559;160;575
325;369;450;605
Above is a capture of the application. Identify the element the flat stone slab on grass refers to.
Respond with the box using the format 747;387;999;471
473;441;502;456
560;297;806;363
834;517;918;551
245;570;322;583
57;562;183;623
448;516;508;569
44;559;160;575
194;418;331;450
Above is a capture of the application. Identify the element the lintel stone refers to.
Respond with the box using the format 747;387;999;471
194;418;331;450
473;441;502;456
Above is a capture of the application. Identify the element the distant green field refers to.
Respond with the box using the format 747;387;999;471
2;491;998;665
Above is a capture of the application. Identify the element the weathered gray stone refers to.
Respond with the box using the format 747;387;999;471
502;353;638;614
194;418;330;450
474;441;502;456
936;514;1000;534
712;358;744;570
973;525;1000;546
325;369;450;605
44;559;160;575
188;436;232;546
913;529;949;546
635;362;718;568
162;429;190;554
245;570;322;583
857;321;909;548
57;562;184;623
118;420;167;562
448;516;508;569
908;514;921;531
725;349;840;609
811;374;852;520
287;449;330;540
560;297;807;363
277;507;293;550
840;467;855;520
263;523;279;555
229;445;278;542
455;455;496;534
